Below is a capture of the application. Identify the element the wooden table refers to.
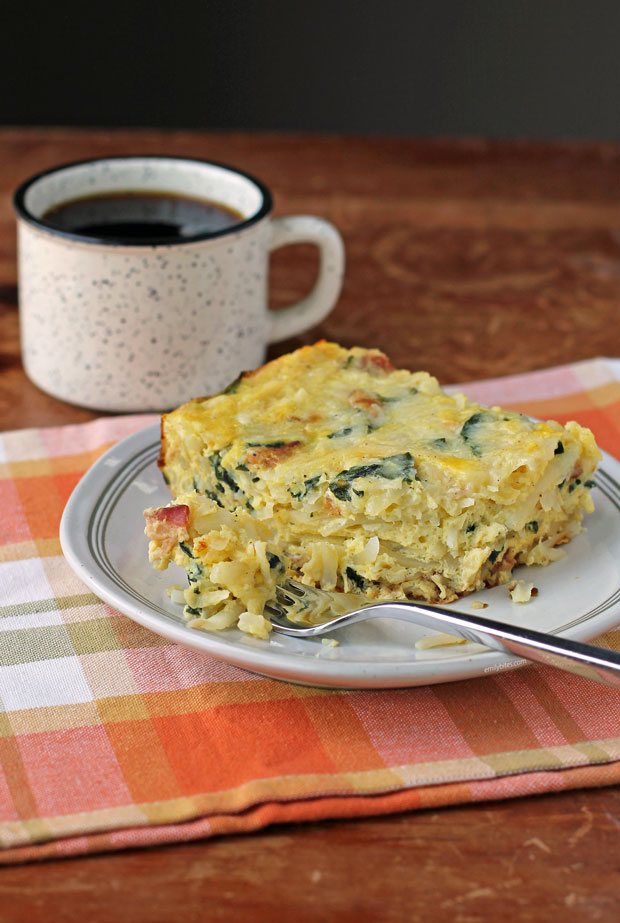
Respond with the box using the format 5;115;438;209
1;129;620;920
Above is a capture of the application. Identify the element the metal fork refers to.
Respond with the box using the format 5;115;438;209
265;580;620;689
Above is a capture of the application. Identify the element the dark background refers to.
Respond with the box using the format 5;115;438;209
5;0;620;138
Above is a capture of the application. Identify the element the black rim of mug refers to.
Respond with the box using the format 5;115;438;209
13;154;273;247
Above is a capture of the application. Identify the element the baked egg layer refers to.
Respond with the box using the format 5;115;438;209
145;342;601;637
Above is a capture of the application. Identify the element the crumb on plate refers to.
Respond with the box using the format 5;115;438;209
508;580;537;604
415;632;467;650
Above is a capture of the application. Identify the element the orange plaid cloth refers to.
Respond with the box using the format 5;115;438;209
1;359;620;864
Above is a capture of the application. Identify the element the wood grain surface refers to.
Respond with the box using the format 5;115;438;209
1;129;619;921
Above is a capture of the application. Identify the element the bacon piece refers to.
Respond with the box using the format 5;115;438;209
246;441;302;468
348;389;381;409
570;461;583;480
348;389;383;419
148;505;190;527
144;504;190;560
323;496;339;514
358;352;395;374
492;552;516;576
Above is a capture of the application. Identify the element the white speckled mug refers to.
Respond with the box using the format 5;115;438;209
14;156;345;411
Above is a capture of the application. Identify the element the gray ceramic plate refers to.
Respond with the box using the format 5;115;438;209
60;423;620;688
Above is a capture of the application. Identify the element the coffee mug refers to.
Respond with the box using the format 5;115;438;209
14;156;345;411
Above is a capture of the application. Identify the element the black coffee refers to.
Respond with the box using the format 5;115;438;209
42;191;244;240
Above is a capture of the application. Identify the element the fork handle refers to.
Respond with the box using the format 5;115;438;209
359;602;620;688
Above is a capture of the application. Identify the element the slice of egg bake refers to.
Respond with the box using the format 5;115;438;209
144;341;601;639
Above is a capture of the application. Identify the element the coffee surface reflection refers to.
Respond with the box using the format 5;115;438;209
43;191;243;241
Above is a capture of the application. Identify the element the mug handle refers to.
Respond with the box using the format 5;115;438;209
268;215;345;343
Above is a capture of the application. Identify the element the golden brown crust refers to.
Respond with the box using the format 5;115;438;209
245;441;303;467
157;413;168;472
156;342;335;479
242;340;340;382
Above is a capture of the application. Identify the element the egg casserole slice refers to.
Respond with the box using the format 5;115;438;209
144;341;601;638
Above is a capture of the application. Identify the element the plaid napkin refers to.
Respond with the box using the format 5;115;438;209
1;359;620;864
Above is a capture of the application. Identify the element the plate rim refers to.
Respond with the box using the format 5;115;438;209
60;422;620;688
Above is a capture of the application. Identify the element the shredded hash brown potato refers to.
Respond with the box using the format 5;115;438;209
144;341;601;638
